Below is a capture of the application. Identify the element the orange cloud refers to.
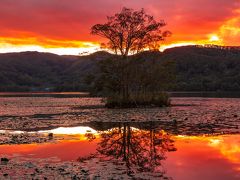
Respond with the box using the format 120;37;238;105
0;0;239;54
218;10;240;46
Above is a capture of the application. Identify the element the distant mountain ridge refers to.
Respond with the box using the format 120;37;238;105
0;45;240;92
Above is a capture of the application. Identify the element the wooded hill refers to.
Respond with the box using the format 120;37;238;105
0;45;240;92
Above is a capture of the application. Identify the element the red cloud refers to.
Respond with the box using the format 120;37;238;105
0;0;239;48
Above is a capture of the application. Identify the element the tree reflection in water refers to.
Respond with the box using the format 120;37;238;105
80;122;176;179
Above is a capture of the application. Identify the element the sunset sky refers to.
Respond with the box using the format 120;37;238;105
0;0;239;55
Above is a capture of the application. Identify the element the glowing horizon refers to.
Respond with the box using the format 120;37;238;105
0;0;239;55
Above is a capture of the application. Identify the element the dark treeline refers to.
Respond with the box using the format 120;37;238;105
0;51;107;92
0;45;240;92
168;45;240;91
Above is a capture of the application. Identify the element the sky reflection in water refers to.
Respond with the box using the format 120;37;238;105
0;125;239;180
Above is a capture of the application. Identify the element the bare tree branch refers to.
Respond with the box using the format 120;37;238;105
91;7;171;56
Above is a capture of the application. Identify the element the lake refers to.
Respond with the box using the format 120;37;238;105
0;93;239;179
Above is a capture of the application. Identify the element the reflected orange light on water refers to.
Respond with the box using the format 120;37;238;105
210;137;240;164
0;128;239;179
175;134;240;165
165;134;240;180
0;139;99;161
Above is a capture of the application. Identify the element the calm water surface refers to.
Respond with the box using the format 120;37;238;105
0;94;239;179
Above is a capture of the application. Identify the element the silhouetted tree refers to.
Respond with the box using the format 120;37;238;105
91;8;172;106
91;7;171;56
